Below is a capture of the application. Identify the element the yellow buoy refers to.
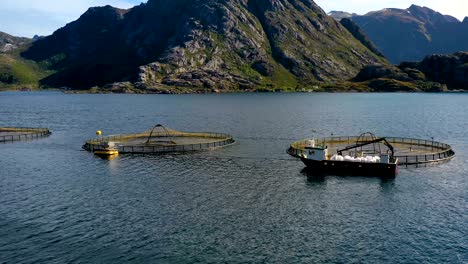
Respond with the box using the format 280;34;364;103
96;130;102;136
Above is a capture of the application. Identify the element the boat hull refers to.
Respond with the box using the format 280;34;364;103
300;158;398;177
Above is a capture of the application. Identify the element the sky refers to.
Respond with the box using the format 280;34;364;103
0;0;466;38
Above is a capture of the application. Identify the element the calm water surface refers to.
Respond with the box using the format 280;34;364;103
0;92;467;263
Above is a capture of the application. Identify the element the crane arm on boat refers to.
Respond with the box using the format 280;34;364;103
337;137;395;157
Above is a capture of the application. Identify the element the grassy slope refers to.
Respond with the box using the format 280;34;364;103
0;46;53;90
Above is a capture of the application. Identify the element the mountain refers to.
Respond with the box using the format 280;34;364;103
350;51;468;91
22;0;385;92
330;5;468;64
339;18;385;58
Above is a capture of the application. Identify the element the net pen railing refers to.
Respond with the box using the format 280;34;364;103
0;127;51;142
117;138;235;153
85;131;232;144
83;131;235;153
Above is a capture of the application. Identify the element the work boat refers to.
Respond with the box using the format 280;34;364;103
300;133;398;177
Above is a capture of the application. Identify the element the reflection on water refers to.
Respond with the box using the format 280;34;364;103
305;174;326;185
0;92;467;263
301;167;397;186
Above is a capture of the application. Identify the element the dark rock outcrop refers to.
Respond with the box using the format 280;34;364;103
353;65;414;83
418;52;468;89
23;6;135;89
23;0;385;92
352;51;468;91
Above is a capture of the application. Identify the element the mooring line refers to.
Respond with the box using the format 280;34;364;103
199;154;299;162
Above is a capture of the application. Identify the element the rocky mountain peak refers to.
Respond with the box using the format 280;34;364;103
81;5;128;20
408;4;459;24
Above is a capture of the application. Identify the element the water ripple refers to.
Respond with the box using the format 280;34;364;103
0;92;467;263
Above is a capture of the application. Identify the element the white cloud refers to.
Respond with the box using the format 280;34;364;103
0;0;144;37
315;0;467;21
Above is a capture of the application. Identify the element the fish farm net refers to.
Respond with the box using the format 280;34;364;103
0;127;51;142
288;135;455;166
83;124;235;154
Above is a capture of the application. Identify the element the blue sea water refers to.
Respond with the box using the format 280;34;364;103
0;92;467;263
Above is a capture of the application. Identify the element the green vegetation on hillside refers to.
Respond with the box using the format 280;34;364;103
0;47;53;90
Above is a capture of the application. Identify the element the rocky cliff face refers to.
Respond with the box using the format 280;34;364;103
331;5;468;64
23;0;385;92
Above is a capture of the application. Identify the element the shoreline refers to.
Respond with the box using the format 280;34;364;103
1;87;467;95
0;82;468;95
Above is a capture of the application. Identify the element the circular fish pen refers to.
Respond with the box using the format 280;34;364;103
83;124;235;154
0;127;51;143
288;134;455;166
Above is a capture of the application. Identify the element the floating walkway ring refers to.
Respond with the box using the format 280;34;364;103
0;127;51;143
83;125;235;154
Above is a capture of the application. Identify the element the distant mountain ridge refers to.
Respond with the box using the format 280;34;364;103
0;31;31;53
22;0;385;92
330;5;468;63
